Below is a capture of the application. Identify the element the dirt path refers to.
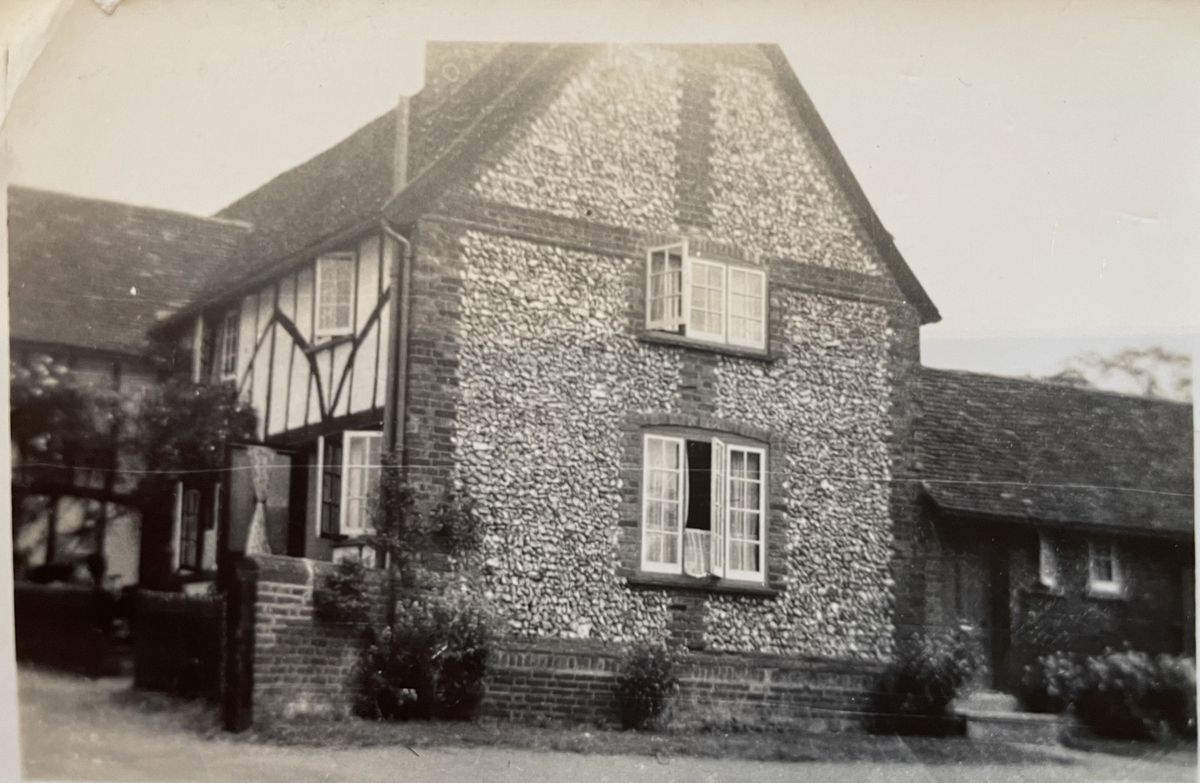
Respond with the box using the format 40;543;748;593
17;667;1196;783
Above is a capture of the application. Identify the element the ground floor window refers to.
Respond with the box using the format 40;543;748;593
1038;532;1059;589
1087;538;1122;596
641;433;766;581
318;430;383;537
174;481;218;572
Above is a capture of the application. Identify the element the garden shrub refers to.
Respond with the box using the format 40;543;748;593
354;589;494;721
868;627;982;734
1149;654;1196;739
311;559;371;625
1073;650;1161;739
1016;651;1082;714
1073;650;1196;740
615;642;679;730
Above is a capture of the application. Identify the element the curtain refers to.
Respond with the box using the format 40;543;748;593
244;446;273;555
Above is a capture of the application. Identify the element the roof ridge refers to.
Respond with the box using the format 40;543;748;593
920;365;1193;407
8;184;254;230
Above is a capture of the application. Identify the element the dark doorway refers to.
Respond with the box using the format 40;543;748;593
285;448;310;557
986;547;1012;689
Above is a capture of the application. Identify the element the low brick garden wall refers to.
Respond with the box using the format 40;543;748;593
244;554;882;731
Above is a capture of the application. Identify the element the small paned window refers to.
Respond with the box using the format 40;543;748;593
644;241;767;350
1088;539;1122;595
220;309;240;380
179;487;202;571
315;253;357;337
641;433;766;582
341;431;383;534
320;437;344;537
318;431;383;537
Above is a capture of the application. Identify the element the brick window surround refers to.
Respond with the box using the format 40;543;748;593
618;412;785;598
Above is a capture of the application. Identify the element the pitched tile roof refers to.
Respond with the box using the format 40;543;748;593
917;367;1194;536
204;109;398;301
169;42;938;326
7;186;250;356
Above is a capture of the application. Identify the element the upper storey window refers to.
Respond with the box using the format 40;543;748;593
315;252;357;338
219;309;239;381
645;241;767;350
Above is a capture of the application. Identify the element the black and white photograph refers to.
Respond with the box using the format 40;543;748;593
1;1;1196;780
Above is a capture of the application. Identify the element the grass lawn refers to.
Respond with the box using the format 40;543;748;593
241;707;1079;767
102;676;1194;769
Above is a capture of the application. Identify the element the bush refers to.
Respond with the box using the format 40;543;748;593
312;559;372;625
615;642;679;730
1150;654;1197;739
1017;651;1082;714
1074;650;1196;740
354;590;493;721
868;627;983;734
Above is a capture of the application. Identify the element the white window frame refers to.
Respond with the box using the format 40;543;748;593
1038;532;1059;589
721;444;767;582
726;266;768;349
645;243;685;333
639;434;767;583
219;308;240;380
640;434;685;574
339;430;383;536
314;252;357;338
686;258;728;344
1087;539;1123;596
644;242;767;350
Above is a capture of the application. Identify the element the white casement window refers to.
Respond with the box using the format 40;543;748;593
1038;532;1059;589
640;433;766;582
646;245;684;331
315;252;357;337
341;431;383;534
219;309;239;380
316;431;383;537
641;435;685;573
1088;539;1123;596
644;241;767;350
727;266;767;348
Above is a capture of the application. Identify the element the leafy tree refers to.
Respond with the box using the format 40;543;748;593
132;376;257;486
10;355;113;473
1044;346;1191;402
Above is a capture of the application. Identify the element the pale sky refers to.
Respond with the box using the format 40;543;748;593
3;0;1199;379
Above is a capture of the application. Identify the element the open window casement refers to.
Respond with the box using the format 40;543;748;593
725;445;766;582
641;434;685;573
340;431;382;535
646;243;685;333
641;434;767;583
709;437;727;578
645;241;767;350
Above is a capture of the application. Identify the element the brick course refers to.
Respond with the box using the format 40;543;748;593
247;555;883;729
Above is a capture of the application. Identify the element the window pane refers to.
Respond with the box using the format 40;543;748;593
747;451;761;480
661;533;678;565
318;256;355;332
688;261;725;337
